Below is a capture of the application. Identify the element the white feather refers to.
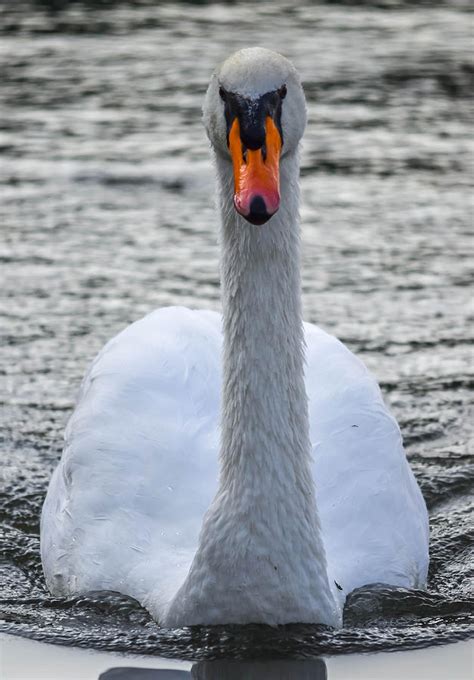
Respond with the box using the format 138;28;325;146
41;307;428;622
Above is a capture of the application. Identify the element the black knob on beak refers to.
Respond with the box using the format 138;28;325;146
246;195;272;226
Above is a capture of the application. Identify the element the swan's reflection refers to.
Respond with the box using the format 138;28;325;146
192;658;327;679
99;657;327;679
99;669;189;679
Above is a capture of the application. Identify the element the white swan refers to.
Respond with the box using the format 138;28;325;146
41;47;429;629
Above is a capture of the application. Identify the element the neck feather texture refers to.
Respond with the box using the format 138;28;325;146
218;152;313;497
165;149;341;628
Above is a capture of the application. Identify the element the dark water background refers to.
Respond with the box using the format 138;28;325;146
1;0;473;661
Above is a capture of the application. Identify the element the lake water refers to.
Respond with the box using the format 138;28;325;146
0;0;473;663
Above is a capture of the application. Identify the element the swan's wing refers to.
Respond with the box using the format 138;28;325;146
41;307;221;620
304;322;429;596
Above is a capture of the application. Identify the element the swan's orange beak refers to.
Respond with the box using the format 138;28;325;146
229;117;282;226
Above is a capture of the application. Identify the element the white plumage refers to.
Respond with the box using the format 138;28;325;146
41;48;429;628
41;307;428;622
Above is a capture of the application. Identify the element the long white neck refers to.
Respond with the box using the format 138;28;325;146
166;149;341;628
218;150;313;501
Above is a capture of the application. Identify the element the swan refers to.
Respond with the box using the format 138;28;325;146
41;47;429;629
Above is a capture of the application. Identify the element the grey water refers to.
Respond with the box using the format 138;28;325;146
0;0;473;662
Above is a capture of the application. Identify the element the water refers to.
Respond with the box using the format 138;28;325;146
1;0;473;661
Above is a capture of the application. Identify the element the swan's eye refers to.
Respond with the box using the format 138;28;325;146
219;86;227;102
279;85;287;100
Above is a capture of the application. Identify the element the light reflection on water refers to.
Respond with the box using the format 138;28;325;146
1;0;473;660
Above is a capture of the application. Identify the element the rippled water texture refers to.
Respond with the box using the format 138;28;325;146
1;0;473;659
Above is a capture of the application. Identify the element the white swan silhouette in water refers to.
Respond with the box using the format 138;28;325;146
41;48;429;628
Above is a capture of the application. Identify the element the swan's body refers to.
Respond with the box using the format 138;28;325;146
41;48;429;628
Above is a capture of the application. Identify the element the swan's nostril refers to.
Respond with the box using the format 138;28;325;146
247;195;272;225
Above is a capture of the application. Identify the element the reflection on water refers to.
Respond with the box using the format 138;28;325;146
193;659;326;680
99;659;327;680
100;668;190;680
0;0;473;662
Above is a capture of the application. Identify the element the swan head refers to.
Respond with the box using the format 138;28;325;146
203;47;307;225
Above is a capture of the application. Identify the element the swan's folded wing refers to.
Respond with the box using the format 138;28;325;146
304;322;429;595
41;307;222;620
